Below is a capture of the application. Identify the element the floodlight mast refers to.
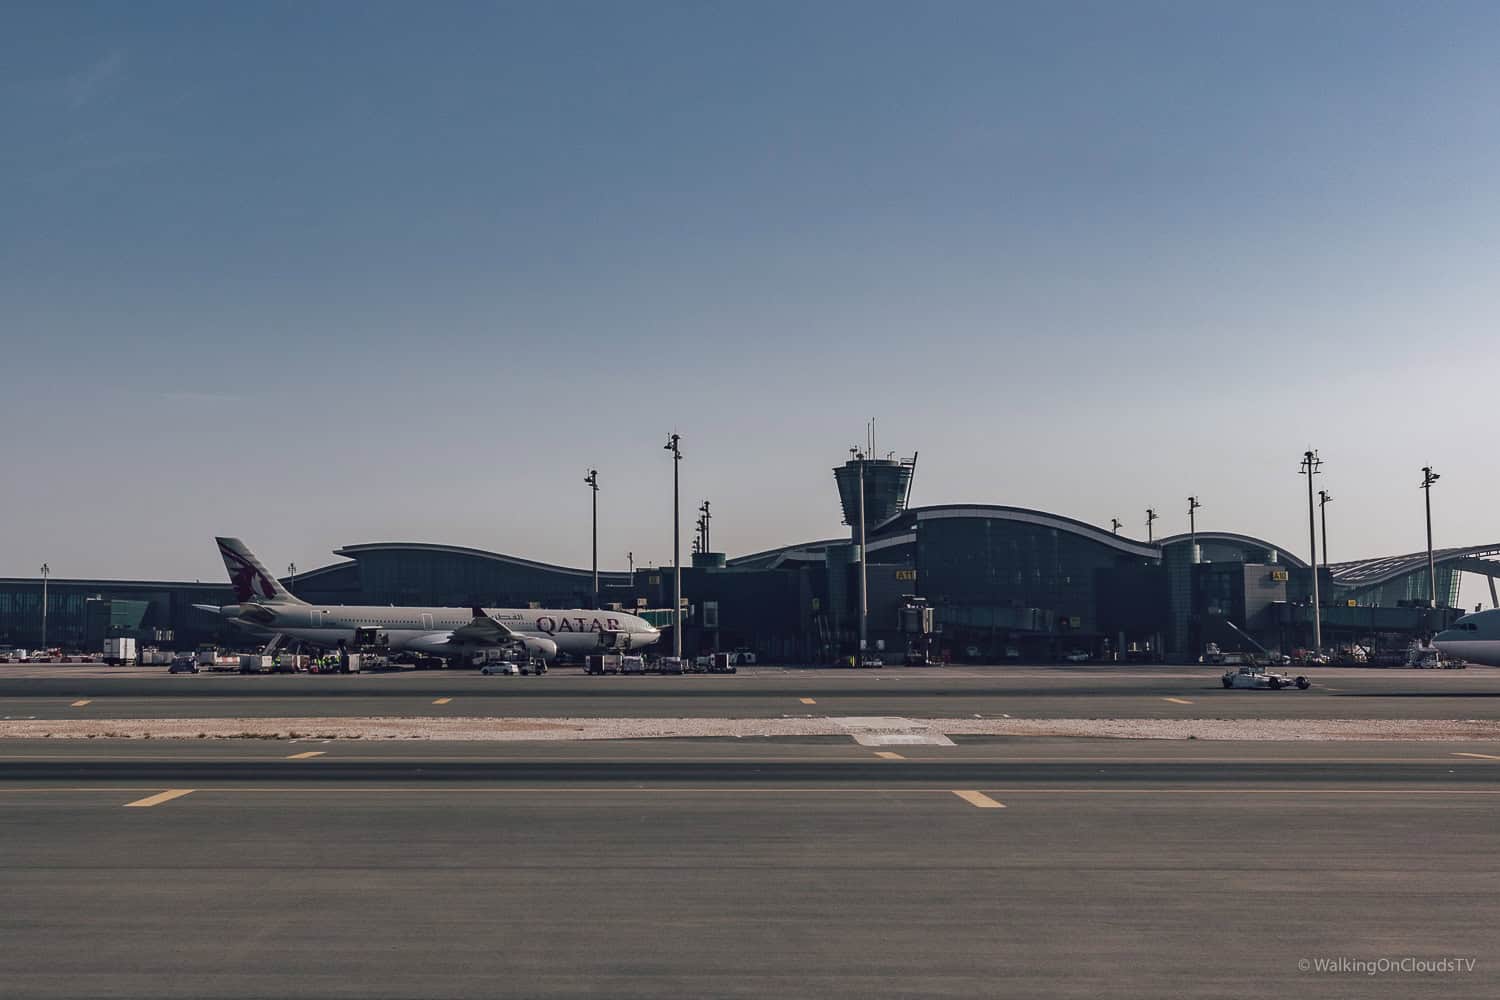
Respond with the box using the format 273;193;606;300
857;450;868;657
663;435;682;658
1145;508;1158;543
1317;490;1333;575
585;469;599;609
1187;496;1202;558
40;563;50;650
1421;466;1440;607
1300;450;1323;651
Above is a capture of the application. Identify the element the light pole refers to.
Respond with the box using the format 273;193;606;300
1111;518;1122;535
857;451;868;657
663;435;682;658
585;469;599;609
1299;450;1323;651
287;562;297;598
1317;490;1333;572
1145;508;1158;543
40;563;49;650
1422;466;1440;607
1187;496;1202;557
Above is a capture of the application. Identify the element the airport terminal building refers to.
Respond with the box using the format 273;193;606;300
3;454;1495;662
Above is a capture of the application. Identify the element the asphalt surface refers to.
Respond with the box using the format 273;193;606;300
5;664;1500;720
3;738;1499;999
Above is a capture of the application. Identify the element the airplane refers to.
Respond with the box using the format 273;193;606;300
1433;609;1500;667
196;537;662;664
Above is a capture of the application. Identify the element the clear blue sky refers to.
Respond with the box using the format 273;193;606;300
4;1;1499;587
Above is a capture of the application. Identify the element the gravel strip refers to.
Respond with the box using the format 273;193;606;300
3;717;1500;741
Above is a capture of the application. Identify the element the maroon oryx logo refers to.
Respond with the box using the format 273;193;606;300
220;543;277;602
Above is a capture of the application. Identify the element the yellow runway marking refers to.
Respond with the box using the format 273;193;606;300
799;698;816;705
286;751;326;760
874;751;905;760
432;698;453;705
1163;697;1193;705
1451;752;1500;760
952;790;1005;809
70;700;92;707
123;789;195;808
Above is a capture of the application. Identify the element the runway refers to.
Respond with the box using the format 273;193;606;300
5;664;1500;721
2;738;1498;999
4;736;1500;784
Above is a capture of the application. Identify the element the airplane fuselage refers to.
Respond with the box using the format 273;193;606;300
217;603;661;660
1435;609;1500;666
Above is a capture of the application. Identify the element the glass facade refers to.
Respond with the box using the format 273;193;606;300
917;517;1141;634
0;580;238;650
873;512;1164;660
1336;567;1461;609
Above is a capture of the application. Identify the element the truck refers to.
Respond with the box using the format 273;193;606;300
197;648;242;671
102;637;137;666
238;654;275;674
585;653;622;675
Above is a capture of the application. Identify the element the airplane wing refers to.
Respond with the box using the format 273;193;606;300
447;608;519;646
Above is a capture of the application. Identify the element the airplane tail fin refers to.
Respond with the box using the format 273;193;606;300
215;537;306;605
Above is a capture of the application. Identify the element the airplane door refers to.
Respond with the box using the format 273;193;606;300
421;613;434;629
311;610;324;627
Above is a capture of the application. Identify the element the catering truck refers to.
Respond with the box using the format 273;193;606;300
102;637;138;666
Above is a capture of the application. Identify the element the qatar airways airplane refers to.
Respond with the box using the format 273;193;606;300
1434;609;1500;667
198;537;661;663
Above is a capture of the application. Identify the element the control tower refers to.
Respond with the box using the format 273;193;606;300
833;451;916;537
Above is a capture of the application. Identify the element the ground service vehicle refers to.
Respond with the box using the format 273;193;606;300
102;637;137;666
585;654;622;675
1221;665;1311;690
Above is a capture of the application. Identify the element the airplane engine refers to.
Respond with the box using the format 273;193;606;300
522;636;559;661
